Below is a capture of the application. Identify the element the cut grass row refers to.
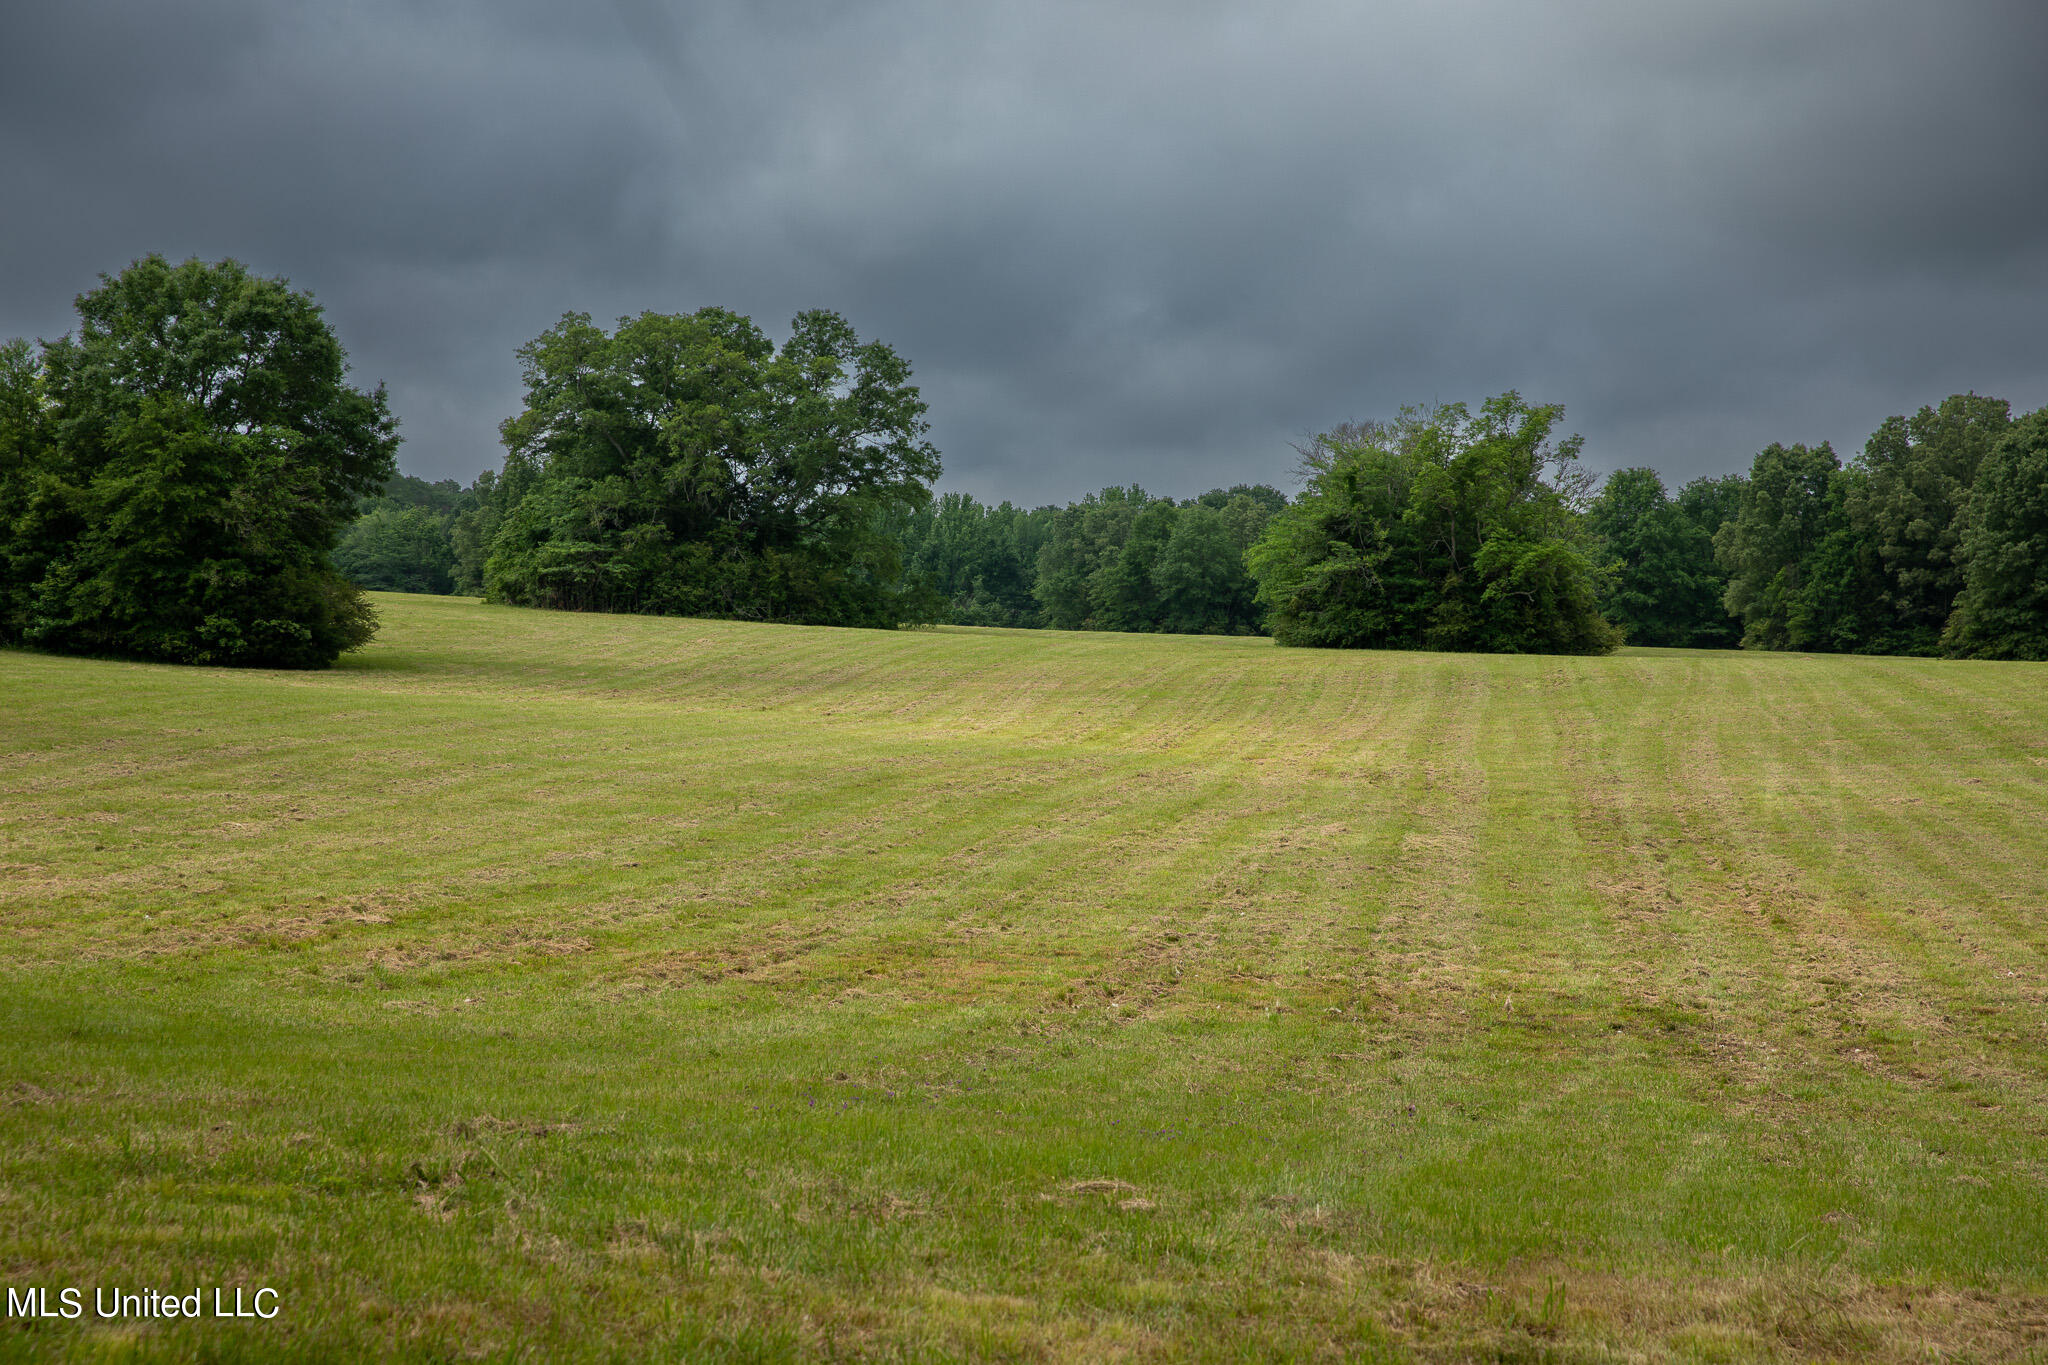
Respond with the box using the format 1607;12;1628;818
1;593;2044;1360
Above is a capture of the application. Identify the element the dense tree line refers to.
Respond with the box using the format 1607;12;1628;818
15;257;2036;666
888;493;1047;627
345;473;1289;636
1031;485;1283;634
1583;470;1743;648
1588;393;2048;659
884;484;1285;634
333;471;498;596
338;383;2047;659
1;257;396;668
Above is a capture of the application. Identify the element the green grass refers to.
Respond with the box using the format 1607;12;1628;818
2;592;2045;1361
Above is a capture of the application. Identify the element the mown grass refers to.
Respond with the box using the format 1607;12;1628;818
2;593;2045;1362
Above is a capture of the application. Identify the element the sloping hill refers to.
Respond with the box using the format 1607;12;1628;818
3;595;2044;1360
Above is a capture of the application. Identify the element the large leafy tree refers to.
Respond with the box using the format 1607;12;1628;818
1092;498;1180;632
0;339;52;572
485;307;940;627
1941;406;2048;660
1248;395;1618;654
0;256;397;667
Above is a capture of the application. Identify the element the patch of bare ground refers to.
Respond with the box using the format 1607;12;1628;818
1351;1260;2048;1364
358;930;595;973
614;924;845;989
3;891;419;961
446;1115;582;1139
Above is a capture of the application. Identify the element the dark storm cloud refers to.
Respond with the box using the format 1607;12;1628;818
5;1;2046;502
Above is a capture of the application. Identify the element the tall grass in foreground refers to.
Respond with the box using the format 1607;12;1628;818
1;594;2044;1361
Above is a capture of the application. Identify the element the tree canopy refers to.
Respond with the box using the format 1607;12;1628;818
314;335;2047;663
1940;407;2048;660
1585;467;1730;647
482;307;941;628
1709;395;2027;658
332;472;495;596
1850;393;2011;655
1023;485;1276;635
0;256;396;667
874;483;1281;634
1247;394;1618;654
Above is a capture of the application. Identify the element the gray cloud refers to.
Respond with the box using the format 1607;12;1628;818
4;0;2045;503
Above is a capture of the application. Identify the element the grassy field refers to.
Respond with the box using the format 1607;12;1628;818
2;594;2045;1362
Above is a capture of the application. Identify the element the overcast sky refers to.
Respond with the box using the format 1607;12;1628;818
4;1;2045;503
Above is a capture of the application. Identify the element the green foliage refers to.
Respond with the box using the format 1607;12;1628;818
447;470;503;595
0;256;396;667
1008;484;1276;635
1669;475;1745;648
892;492;1047;627
1031;486;1148;631
483;307;941;628
1248;395;1619;654
1789;465;1897;653
1587;467;1732;646
888;481;1278;636
1713;396;2030;658
1847;393;2012;655
1195;482;1289;516
334;502;458;593
376;472;473;515
1673;473;1745;542
1941;407;2048;660
1092;498;1179;632
332;471;498;596
0;338;60;641
1154;503;1263;634
1713;442;1844;650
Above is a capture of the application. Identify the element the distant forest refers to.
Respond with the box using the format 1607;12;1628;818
338;475;1286;636
341;388;2048;660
